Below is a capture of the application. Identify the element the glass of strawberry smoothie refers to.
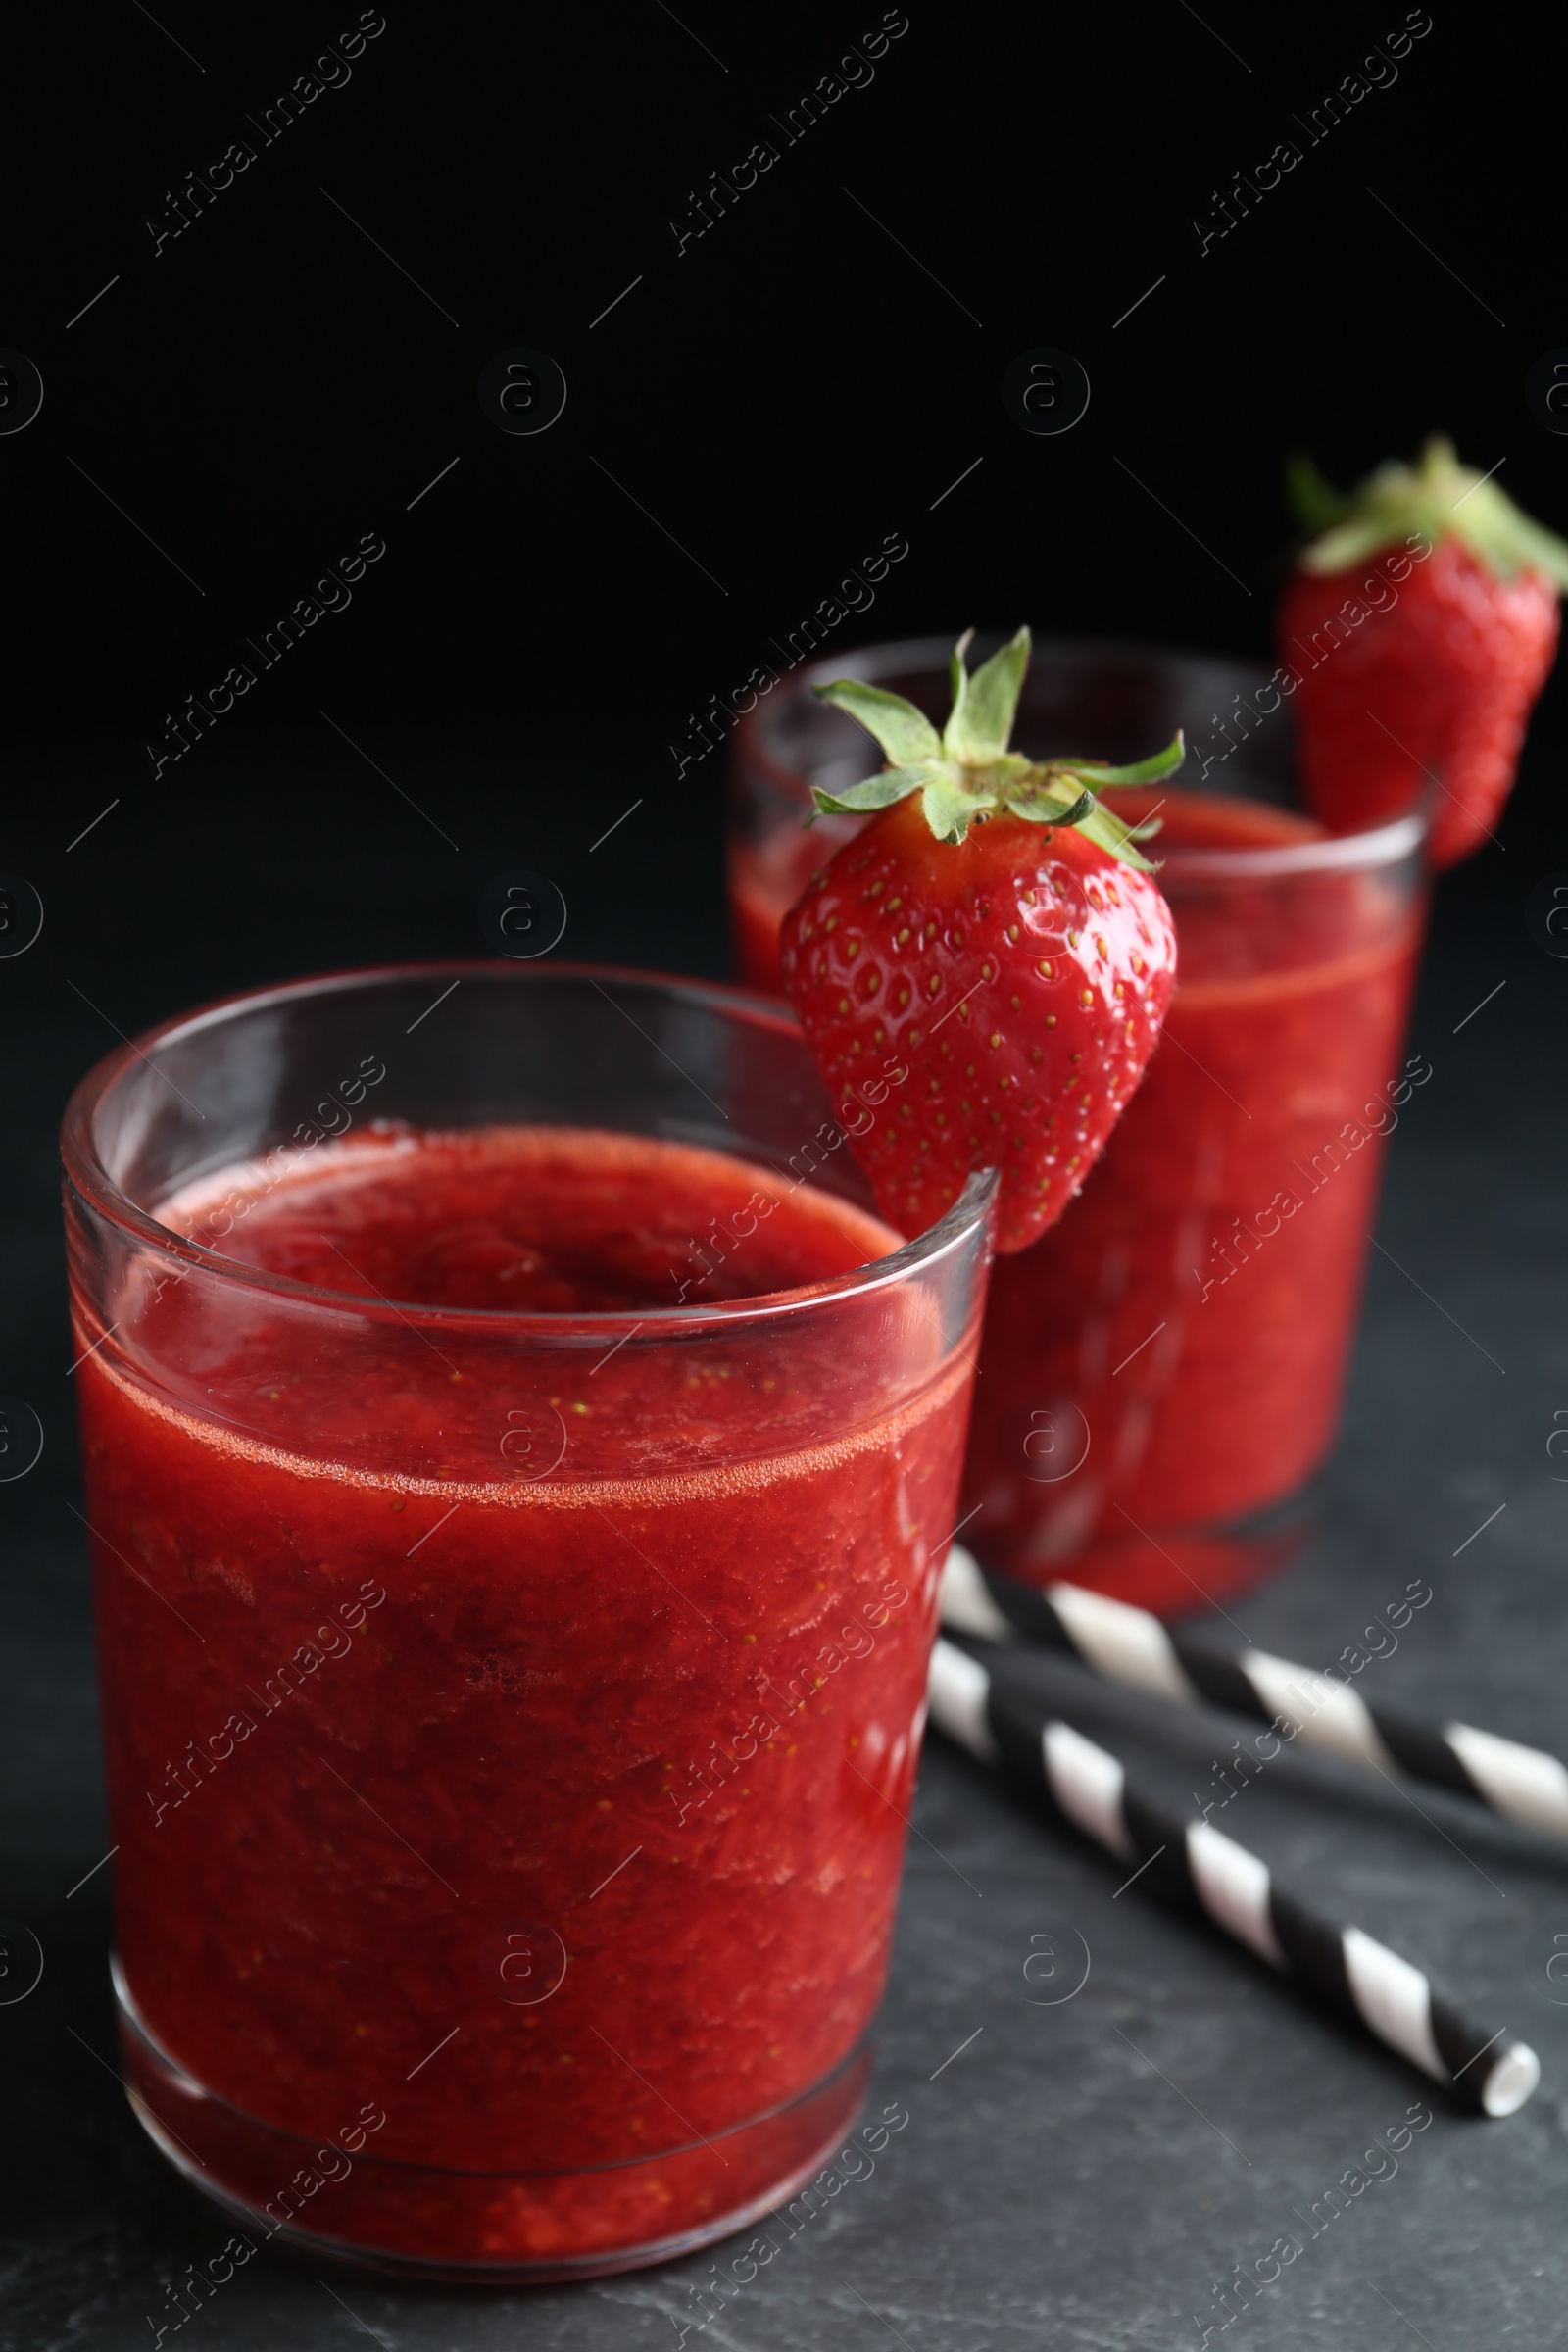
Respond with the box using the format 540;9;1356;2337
729;638;1428;1609
63;964;994;2280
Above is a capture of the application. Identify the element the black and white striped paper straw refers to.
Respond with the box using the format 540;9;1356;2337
928;1637;1540;2117
940;1545;1568;1842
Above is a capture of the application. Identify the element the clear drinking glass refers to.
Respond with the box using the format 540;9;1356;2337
62;963;993;2280
729;637;1428;1608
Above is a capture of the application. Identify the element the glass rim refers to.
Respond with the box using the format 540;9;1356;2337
61;958;998;1337
733;628;1428;879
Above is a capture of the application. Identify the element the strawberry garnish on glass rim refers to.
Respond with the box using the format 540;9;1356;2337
1279;436;1568;868
779;627;1181;1254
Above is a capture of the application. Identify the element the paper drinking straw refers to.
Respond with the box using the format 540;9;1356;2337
940;1545;1568;1842
928;1636;1540;2118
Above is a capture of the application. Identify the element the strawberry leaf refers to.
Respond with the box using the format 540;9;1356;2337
1011;780;1091;827
1074;799;1158;871
1286;452;1353;533
921;773;990;844
1295;435;1568;589
1062;731;1185;787
946;626;1031;762
1458;486;1568;590
813;680;944;765
808;624;1177;873
1033;786;1096;829
1300;513;1419;573
808;763;942;821
945;626;976;749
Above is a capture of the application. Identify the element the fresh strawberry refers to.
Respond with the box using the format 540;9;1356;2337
1278;437;1568;868
779;628;1180;1254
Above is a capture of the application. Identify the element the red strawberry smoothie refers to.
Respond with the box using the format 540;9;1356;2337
79;1126;973;2270
959;790;1426;1605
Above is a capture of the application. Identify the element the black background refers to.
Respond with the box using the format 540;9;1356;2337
8;5;1568;2348
5;0;1566;994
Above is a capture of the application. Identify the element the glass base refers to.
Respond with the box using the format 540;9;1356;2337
114;1961;872;2282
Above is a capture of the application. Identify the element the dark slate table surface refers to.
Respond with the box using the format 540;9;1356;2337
4;744;1567;2352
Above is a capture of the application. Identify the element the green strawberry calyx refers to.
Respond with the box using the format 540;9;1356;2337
808;627;1183;868
1289;436;1568;587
